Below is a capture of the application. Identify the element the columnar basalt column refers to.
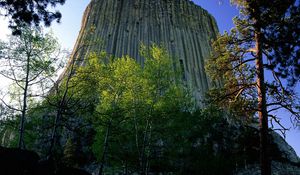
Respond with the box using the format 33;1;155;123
67;0;219;103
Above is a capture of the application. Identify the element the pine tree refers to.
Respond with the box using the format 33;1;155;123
206;1;300;175
0;0;66;34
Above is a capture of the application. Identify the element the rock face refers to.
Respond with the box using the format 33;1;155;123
234;131;300;175
69;0;219;103
236;161;300;175
270;132;300;164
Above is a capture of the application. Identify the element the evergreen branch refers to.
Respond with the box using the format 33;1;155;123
269;114;290;137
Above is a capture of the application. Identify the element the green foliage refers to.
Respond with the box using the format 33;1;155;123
0;117;19;147
23;102;56;151
205;0;300;125
0;26;64;106
140;44;191;111
63;138;77;167
0;26;65;148
206;3;300;174
0;0;65;35
70;44;193;173
0;39;277;175
232;0;300;85
69;44;264;174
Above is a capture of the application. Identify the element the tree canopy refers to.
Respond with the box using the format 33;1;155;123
0;0;66;34
206;1;300;175
70;45;193;174
0;26;65;149
232;0;300;85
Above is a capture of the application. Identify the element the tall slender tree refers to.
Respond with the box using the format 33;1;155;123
205;1;300;175
0;26;64;149
45;30;100;158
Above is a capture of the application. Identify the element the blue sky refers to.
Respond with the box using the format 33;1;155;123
0;0;299;156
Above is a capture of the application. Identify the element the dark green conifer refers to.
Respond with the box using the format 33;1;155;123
206;1;300;175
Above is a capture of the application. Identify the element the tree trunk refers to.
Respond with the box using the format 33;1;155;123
47;46;80;158
98;120;112;175
18;55;30;149
133;109;143;172
140;118;150;175
255;31;271;175
47;105;63;158
47;75;70;158
145;122;152;175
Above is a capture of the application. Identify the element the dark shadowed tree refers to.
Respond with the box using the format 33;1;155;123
45;28;100;159
0;0;66;34
205;0;300;175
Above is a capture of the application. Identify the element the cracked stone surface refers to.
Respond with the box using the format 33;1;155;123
66;0;219;104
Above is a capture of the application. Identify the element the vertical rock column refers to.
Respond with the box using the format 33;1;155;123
68;0;219;104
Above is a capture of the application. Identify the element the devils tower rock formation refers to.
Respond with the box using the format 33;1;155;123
69;0;219;103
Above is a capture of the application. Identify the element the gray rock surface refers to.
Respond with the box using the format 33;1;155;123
271;132;300;163
235;161;300;175
67;0;219;104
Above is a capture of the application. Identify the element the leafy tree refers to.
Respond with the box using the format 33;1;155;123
140;44;191;111
77;53;146;175
138;44;192;174
205;1;300;175
0;26;64;149
73;45;192;174
0;0;66;34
